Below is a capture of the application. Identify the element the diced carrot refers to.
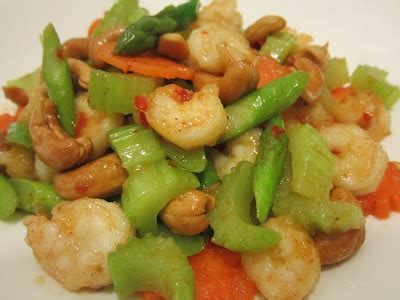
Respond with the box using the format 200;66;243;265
188;241;258;300
0;113;16;135
256;55;291;88
357;162;400;219
136;292;164;300
97;42;195;80
331;86;354;102
88;18;102;36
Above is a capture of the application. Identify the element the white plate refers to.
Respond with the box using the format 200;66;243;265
0;0;399;299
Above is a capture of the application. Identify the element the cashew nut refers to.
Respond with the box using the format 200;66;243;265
160;189;215;236
245;16;286;46
292;44;330;70
89;27;125;69
62;38;90;60
67;58;91;90
3;86;29;107
287;56;324;104
29;99;93;170
53;153;127;200
157;33;189;61
313;187;366;265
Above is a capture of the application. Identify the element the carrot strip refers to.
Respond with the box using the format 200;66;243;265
97;42;194;80
0;113;16;135
88;18;102;36
256;56;291;88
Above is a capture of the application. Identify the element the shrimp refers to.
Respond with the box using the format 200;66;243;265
195;0;243;32
187;23;256;74
241;216;320;300
75;93;124;160
146;84;227;150
24;198;132;291
319;123;388;196
211;128;262;179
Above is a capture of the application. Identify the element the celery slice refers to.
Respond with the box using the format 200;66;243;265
0;175;18;219
6;122;32;150
196;150;219;190
287;124;334;200
109;125;165;174
324;58;350;90
5;69;40;92
161;141;206;173
89;69;163;114
259;32;296;64
122;160;199;235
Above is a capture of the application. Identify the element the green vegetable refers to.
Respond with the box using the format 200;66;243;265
159;223;204;256
114;0;199;55
259;32;296;64
0;175;18;219
196;150;219;190
10;179;63;215
92;0;148;38
253;115;288;223
5;69;40;92
42;23;76;136
220;71;309;142
6;122;32;150
324;58;350;90
108;234;195;300
161;141;206;173
288;124;334;200
122;160;199;235
209;161;280;252
351;65;400;109
109;125;165;174
88;69;163;114
273;158;365;234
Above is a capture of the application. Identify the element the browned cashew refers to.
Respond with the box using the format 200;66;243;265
157;33;189;61
314;187;366;265
3;86;29;107
62;38;90;60
193;60;259;104
67;58;91;90
89;26;125;69
53;153;127;200
292;44;329;70
245;16;286;46
287;56;324;104
160;189;215;236
29;99;93;170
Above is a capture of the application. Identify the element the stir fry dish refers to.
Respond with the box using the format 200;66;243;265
1;0;400;299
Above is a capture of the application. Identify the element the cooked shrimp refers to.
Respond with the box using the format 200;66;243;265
75;93;123;160
195;0;243;32
146;84;227;150
211;128;262;179
187;23;256;74
34;155;58;184
319;123;388;196
24;198;132;291
242;216;320;300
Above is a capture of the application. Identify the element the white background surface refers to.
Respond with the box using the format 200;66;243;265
0;0;399;299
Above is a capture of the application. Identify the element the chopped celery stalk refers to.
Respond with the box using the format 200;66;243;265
0;175;18;219
92;0;148;37
161;141;206;173
253;116;288;223
273;158;365;234
159;223;205;256
42;24;76;136
196;151;219;190
108;234;195;300
351;65;400;109
10;179;63;215
287;124;334;200
122;160;199;235
89;69;163;114
209;161;280;252
109;125;165;174
6;122;32;150
259;32;296;64
324;58;350;90
5;69;40;92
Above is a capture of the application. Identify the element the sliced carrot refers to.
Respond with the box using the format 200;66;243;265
357;162;400;219
188;241;258;300
97;42;194;80
88;18;102;36
0;113;16;135
136;292;164;300
331;86;354;102
256;55;291;88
